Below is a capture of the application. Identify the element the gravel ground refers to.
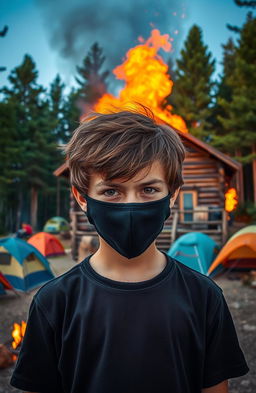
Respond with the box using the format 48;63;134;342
0;252;255;393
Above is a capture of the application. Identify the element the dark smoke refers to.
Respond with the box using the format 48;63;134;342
37;0;188;85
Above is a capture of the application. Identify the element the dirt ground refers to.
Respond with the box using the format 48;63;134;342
0;249;255;393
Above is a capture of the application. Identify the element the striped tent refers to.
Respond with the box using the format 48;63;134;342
0;237;54;292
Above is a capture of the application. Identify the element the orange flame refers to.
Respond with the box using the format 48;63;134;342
94;29;187;133
12;321;27;349
225;188;238;212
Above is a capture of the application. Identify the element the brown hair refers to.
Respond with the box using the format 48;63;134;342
62;108;186;196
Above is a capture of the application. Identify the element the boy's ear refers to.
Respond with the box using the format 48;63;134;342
169;187;180;208
72;186;87;212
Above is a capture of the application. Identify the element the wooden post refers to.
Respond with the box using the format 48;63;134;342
238;166;244;204
222;209;228;245
171;211;178;244
235;149;244;204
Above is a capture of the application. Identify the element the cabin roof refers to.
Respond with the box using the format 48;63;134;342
174;128;241;172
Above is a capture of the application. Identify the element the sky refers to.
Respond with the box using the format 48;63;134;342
0;0;250;92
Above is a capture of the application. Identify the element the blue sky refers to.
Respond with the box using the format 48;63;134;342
1;0;250;91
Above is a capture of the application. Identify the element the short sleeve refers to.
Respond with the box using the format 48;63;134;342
10;297;62;393
202;292;249;388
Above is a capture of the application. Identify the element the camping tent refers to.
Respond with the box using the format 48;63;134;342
0;272;14;295
167;232;220;276
28;232;65;257
0;237;54;291
0;282;5;295
43;217;69;234
208;225;256;275
227;225;256;241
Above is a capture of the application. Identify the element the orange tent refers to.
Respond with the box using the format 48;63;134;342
28;232;65;257
208;230;256;275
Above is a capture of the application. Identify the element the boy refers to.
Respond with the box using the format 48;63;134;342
10;110;249;393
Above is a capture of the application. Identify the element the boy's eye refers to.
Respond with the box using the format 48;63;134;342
102;187;159;197
143;187;158;194
104;189;118;197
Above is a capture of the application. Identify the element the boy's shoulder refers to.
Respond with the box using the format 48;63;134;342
33;262;84;311
170;256;223;302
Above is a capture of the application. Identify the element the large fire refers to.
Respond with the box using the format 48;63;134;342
225;188;238;212
94;29;187;133
12;321;27;349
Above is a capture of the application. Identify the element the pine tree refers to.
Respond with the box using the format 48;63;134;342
218;39;237;102
48;74;67;143
234;0;256;7
2;55;59;230
170;25;215;139
0;101;22;233
62;87;80;141
164;58;177;110
76;42;109;106
217;14;256;154
209;38;237;135
0;25;8;72
217;14;256;201
47;75;75;219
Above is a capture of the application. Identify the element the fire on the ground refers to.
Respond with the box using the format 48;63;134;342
12;321;27;349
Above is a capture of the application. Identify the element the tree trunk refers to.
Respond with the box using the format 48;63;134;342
235;149;244;204
16;189;23;232
253;143;256;204
31;187;38;230
56;177;60;217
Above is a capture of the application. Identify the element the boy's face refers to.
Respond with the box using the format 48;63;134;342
73;160;180;210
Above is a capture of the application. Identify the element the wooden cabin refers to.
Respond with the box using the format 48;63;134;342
54;129;242;261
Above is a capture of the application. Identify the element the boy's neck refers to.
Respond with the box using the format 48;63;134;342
89;240;167;283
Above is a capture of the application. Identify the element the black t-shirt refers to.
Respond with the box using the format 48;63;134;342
10;252;249;393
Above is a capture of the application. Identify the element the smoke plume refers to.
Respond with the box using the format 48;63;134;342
37;0;188;85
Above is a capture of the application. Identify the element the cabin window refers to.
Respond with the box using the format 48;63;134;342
179;191;198;221
0;252;11;265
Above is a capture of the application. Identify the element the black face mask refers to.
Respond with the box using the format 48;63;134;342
83;193;171;259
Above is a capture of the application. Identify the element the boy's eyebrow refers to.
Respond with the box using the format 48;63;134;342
95;179;165;188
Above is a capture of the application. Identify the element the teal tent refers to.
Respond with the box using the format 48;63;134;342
43;216;69;234
167;233;220;276
0;237;55;292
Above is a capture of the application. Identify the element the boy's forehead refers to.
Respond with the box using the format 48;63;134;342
90;160;167;186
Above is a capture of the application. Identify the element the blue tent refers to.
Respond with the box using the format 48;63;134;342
167;233;220;276
0;271;15;295
0;282;5;295
0;237;55;291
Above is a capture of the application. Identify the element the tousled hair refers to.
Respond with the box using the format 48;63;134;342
62;108;186;196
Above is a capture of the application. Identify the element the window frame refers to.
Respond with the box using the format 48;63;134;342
179;190;198;222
